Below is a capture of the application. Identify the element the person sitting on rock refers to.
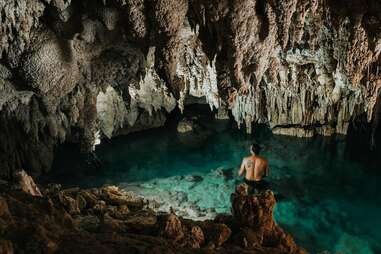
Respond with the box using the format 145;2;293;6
238;143;269;195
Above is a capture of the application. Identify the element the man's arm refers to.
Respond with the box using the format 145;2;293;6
238;159;246;176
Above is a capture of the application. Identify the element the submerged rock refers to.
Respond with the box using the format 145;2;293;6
184;175;203;182
334;233;374;254
177;119;195;133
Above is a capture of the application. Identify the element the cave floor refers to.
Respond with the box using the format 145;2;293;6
46;123;381;254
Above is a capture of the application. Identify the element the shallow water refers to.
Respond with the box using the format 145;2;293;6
49;120;381;254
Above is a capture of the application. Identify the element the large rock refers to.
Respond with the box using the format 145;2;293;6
177;119;194;133
14;170;42;197
231;186;306;253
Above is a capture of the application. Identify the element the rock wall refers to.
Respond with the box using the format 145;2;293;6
1;0;380;176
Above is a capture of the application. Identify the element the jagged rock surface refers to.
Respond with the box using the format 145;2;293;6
1;0;381;176
0;180;305;253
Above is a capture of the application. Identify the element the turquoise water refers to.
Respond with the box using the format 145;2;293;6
49;120;381;254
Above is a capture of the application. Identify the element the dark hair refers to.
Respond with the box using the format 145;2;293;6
250;143;261;154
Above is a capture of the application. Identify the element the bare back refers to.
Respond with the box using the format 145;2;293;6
239;155;269;181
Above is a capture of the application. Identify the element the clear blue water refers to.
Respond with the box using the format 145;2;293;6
48;120;381;254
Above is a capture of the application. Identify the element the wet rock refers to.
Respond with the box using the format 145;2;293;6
184;175;203;182
174;192;188;204
334;233;374;254
214;167;234;180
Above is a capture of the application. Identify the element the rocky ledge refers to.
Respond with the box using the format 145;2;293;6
0;175;305;254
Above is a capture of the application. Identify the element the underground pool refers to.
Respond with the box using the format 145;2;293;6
46;120;381;254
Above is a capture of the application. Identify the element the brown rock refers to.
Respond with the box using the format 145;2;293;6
14;170;42;197
58;191;80;215
0;197;11;218
231;186;306;253
78;191;98;208
210;224;232;247
189;225;205;248
198;222;232;248
101;186;145;210
76;193;87;211
232;188;276;231
161;212;184;241
74;215;100;232
0;240;14;254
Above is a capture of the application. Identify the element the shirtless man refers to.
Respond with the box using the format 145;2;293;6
238;143;269;194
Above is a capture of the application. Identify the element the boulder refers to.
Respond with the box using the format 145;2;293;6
189;225;205;248
58;191;80;215
14;170;43;197
231;186;306;253
161;211;184;241
200;222;232;248
100;186;145;210
177;119;194;133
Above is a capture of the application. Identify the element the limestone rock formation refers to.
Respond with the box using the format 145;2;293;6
14;170;43;197
232;186;305;253
0;180;304;253
1;0;380;176
177;118;195;133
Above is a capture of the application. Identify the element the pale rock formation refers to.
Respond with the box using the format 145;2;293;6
176;19;220;111
0;0;380;176
128;67;176;119
95;48;176;139
177;119;194;133
14;170;43;197
96;86;127;139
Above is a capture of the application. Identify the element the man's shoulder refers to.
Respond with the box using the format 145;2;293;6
244;155;255;161
257;155;268;162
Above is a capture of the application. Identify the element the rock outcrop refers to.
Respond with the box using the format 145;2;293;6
232;185;305;253
1;0;381;176
14;170;43;197
0;180;305;253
